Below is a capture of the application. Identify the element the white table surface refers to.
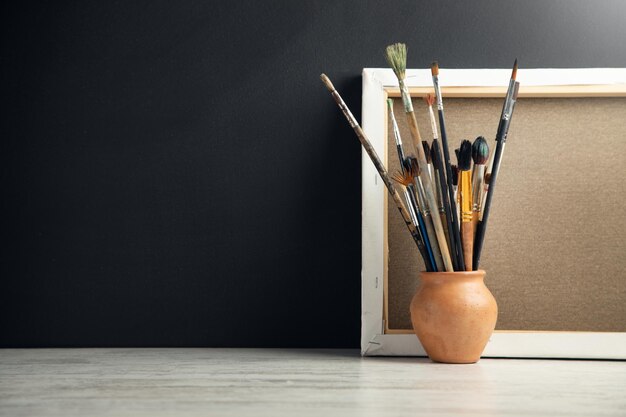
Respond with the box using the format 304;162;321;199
1;348;625;417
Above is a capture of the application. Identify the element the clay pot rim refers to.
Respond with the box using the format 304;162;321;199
421;269;485;275
420;270;486;281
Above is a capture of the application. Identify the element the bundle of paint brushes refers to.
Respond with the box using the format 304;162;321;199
320;43;520;271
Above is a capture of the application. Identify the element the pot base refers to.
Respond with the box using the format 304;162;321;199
430;356;480;364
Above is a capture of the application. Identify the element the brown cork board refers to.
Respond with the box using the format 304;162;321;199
386;96;626;332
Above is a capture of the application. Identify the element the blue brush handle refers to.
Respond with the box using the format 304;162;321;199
416;210;437;272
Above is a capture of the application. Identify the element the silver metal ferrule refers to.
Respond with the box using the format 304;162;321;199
403;189;420;228
389;107;403;146
499;78;516;120
503;90;517;120
414;177;431;216
432;76;443;110
398;80;413;113
472;165;485;212
428;106;439;140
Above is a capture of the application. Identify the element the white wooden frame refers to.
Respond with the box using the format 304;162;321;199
360;67;626;358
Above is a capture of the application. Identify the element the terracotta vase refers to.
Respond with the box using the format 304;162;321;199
410;270;497;364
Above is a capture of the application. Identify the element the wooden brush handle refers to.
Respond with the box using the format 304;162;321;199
461;222;473;271
472;212;479;237
440;212;450;249
320;74;427;259
407;114;453;271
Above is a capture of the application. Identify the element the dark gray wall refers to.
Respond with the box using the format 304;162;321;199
2;1;625;347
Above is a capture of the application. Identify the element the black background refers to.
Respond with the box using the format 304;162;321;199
2;1;625;347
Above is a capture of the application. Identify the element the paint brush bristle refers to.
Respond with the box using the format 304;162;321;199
392;170;413;187
401;157;419;177
422;141;432;163
385;43;407;80
512;58;518;80
408;157;420;177
451;165;459;186
458;140;472;171
431;61;439;76
471;136;489;165
423;94;435;107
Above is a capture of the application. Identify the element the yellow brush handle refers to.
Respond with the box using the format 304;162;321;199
461;222;473;271
460;170;473;271
459;171;473;223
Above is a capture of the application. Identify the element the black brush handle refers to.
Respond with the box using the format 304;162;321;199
473;112;513;269
473;139;504;269
396;144;406;171
473;78;519;269
432;140;458;271
438;110;465;271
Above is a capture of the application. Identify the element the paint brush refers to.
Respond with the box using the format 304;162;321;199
484;60;518;204
451;165;458;198
408;158;445;272
458;140;474;271
427;146;444;222
471;136;489;235
431;61;465;271
431;141;455;262
480;58;518;211
451;164;459;221
424;94;456;269
423;94;439;140
499;59;518;120
422;141;433;180
474;81;521;269
431;146;446;236
320;73;425;253
385;44;453;271
429;147;441;210
387;99;407;170
392;169;436;271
